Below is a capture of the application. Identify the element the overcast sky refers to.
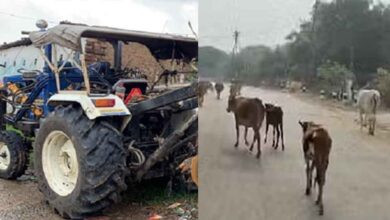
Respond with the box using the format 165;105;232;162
0;0;198;43
200;0;390;52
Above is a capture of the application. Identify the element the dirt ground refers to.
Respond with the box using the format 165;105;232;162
199;85;390;220
0;172;197;220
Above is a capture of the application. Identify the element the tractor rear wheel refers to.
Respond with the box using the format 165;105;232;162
0;131;28;179
34;105;127;219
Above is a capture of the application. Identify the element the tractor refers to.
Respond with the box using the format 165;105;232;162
0;21;198;219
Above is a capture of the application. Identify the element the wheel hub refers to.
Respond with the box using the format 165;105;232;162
0;142;10;171
42;131;79;196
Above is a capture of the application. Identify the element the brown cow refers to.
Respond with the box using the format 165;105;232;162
264;103;285;150
214;82;224;99
198;81;213;107
299;121;332;216
227;95;265;158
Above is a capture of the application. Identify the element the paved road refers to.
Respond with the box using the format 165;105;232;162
199;85;390;220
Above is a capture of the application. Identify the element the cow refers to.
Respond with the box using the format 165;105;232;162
263;103;285;151
198;81;213;107
214;82;224;100
226;95;265;158
357;89;380;135
229;83;242;97
298;121;332;216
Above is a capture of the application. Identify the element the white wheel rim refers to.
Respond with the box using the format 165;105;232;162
42;131;79;196
0;142;10;171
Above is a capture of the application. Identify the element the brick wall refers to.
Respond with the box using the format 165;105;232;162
84;38;194;84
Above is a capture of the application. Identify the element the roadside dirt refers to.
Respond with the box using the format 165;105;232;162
0;171;197;220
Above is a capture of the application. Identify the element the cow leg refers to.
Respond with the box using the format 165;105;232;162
264;122;269;144
305;161;311;195
217;92;220;100
363;112;367;127
244;127;250;146
280;121;285;151
234;123;239;148
317;183;324;215
368;114;376;135
315;171;325;215
275;125;280;149
249;128;256;152
272;125;276;147
255;128;261;158
305;160;314;195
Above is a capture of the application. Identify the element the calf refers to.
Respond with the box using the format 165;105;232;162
226;95;265;158
357;89;380;135
198;81;213;107
299;121;332;216
263;103;285;150
214;82;224;99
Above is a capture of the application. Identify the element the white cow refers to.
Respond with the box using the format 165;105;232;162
357;89;381;135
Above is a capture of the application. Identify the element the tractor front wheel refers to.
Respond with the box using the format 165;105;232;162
0;131;28;179
34;105;127;219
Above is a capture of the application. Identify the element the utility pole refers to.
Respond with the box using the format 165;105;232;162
232;30;240;78
311;0;320;80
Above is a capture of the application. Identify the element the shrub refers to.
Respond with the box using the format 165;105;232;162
376;68;390;107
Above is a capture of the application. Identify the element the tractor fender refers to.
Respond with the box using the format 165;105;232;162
47;92;131;120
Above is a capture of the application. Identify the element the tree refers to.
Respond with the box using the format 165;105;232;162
318;61;353;90
376;67;390;107
199;46;229;78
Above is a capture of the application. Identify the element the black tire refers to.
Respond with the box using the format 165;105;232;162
34;105;127;219
0;130;28;179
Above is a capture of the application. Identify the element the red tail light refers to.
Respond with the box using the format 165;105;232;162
92;99;116;107
125;88;143;104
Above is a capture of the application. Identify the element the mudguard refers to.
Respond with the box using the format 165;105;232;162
47;91;130;120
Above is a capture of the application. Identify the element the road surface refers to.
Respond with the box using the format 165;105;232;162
199;85;390;220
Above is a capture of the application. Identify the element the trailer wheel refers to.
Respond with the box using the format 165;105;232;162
0;131;28;179
35;105;127;219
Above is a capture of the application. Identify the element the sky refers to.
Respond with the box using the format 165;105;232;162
200;0;390;52
0;0;198;44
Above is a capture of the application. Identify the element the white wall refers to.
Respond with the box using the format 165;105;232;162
0;43;82;82
0;45;44;80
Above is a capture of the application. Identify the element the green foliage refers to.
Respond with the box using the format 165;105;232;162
376;67;390;107
199;46;229;78
318;61;353;88
287;0;390;85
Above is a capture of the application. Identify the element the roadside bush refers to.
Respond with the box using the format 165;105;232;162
376;68;390;107
317;60;353;91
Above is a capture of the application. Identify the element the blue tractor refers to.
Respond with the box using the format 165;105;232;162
0;21;198;219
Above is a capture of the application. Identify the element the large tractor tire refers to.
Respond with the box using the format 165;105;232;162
34;105;127;219
0;131;28;179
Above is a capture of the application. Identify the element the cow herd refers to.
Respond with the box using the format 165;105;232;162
199;80;382;216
